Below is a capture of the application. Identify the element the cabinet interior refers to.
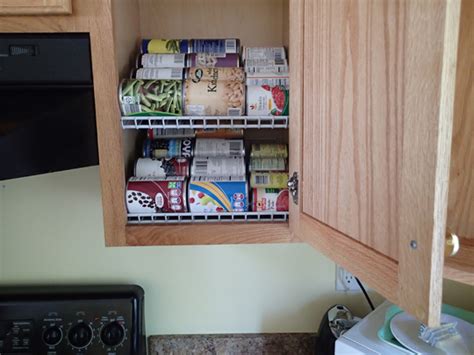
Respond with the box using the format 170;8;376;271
111;0;291;227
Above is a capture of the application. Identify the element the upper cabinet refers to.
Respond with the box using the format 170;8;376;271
0;0;72;15
0;0;471;327
290;0;473;326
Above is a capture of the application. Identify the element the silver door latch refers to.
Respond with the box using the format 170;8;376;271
287;172;298;205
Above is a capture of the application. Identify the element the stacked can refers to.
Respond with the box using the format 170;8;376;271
188;138;248;213
250;144;289;212
126;135;194;214
243;47;290;116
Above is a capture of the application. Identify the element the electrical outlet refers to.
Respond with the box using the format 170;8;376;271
335;265;360;292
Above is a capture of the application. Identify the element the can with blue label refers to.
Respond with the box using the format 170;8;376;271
188;176;248;213
142;138;194;159
191;38;240;54
141;39;191;54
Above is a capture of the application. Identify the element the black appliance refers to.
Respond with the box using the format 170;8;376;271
0;33;99;181
0;285;146;355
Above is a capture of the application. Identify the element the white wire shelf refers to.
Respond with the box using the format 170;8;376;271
127;211;289;224
121;115;289;129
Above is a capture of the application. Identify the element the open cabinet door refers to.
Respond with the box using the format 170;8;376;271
289;0;462;326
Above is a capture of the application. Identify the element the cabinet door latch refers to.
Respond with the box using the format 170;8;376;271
287;172;298;205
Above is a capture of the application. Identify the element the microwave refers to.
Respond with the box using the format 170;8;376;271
0;33;99;180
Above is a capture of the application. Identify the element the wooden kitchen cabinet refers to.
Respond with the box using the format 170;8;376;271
0;0;472;327
0;0;72;15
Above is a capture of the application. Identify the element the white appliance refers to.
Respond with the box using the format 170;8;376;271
335;301;412;354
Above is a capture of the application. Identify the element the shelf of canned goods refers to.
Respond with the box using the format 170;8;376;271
121;115;289;129
127;211;289;224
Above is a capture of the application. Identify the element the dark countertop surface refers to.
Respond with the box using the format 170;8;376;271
149;333;316;355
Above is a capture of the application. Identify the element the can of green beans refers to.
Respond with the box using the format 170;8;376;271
119;79;183;116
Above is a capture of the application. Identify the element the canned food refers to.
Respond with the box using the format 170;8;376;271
132;68;184;80
137;53;187;68
186;67;245;82
246;72;290;88
191;157;246;177
250;172;289;189
191;39;240;54
249;158;287;172
147;128;195;139
142;138;194;159
246;85;289;116
119;79;183;116
188;176;248;212
243;47;286;60
244;59;289;74
195;129;244;139
187;53;240;68
252;188;289;212
184;78;245;116
250;144;288;158
194;139;245;157
135;157;190;178
141;39;191;54
126;177;188;213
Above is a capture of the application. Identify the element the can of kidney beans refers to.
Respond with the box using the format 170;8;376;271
135;157;190;178
187;53;240;68
252;188;289;212
188;176;248;212
142;138;194;159
246;84;289;116
186;67;245;82
126;177;188;213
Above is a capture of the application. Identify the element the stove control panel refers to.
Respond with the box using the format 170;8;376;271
0;285;145;355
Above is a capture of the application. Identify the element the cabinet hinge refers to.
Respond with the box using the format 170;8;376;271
287;172;298;205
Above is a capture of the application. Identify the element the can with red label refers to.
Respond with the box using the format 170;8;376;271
252;188;289;212
126;177;188;213
135;158;190;178
142;138;194;159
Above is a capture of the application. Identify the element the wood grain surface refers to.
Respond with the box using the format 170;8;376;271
397;0;461;326
444;237;474;285
137;0;288;47
447;0;474;240
0;0;128;246
0;0;71;15
302;0;405;260
126;223;292;246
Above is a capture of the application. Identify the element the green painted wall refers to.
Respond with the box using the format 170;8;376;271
0;167;471;335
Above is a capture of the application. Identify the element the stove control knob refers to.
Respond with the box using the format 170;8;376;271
43;326;63;346
100;321;125;347
68;323;93;349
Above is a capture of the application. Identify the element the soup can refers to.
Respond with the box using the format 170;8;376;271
184;78;245;116
191;39;240;54
250;144;288;158
243;47;286;60
137;53;187;68
126;177;188;213
252;188;289;212
246;85;289;116
131;68;184;80
119;79;183;116
249;158;287;172
194;139;245;157
135;157;190;178
191;157;246;177
186;67;245;82
188;176;248;212
147;128;195;139
141;39;191;54
187;53;240;68
250;172;289;189
195;129;244;139
142;138;194;159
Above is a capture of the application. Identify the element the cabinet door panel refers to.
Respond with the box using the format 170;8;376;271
289;0;461;326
